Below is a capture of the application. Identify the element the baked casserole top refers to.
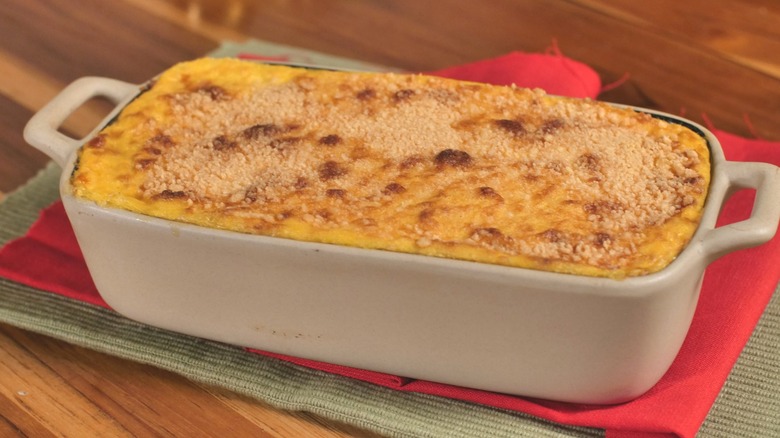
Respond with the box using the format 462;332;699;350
71;58;711;278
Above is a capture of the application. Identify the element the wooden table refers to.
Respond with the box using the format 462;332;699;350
1;1;778;436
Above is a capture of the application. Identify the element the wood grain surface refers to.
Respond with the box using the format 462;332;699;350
1;0;779;436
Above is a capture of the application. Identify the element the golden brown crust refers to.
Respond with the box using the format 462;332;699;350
71;58;711;278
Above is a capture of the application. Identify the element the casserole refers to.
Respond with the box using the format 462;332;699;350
66;58;713;279
23;68;780;404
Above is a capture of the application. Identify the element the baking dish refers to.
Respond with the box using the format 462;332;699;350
23;72;780;404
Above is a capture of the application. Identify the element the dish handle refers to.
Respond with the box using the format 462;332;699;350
701;161;780;263
23;77;139;167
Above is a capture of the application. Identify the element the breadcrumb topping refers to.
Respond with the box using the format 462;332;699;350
72;58;710;278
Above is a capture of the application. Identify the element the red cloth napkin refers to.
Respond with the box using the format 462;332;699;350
2;51;779;438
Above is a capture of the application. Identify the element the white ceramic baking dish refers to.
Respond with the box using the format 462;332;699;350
23;73;780;404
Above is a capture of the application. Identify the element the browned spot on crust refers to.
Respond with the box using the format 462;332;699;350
243;123;281;140
382;182;406;195
294;177;309;190
148;134;175;148
400;155;425;169
212;135;237;151
494;119;525;135
86;134;106;149
319;161;348;181
576;153;600;172
356;88;376;100
419;208;435;223
326;188;346;198
478;186;504;201
434;149;472;168
540;118;564;134
135;158;156;169
594;232;612;247
198;84;229;101
541;229;563;243
683;176;703;185
319;134;342;146
472;227;503;239
277;210;293;220
584;201;624;215
470;227;514;248
157;190;187;200
245;186;258;202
